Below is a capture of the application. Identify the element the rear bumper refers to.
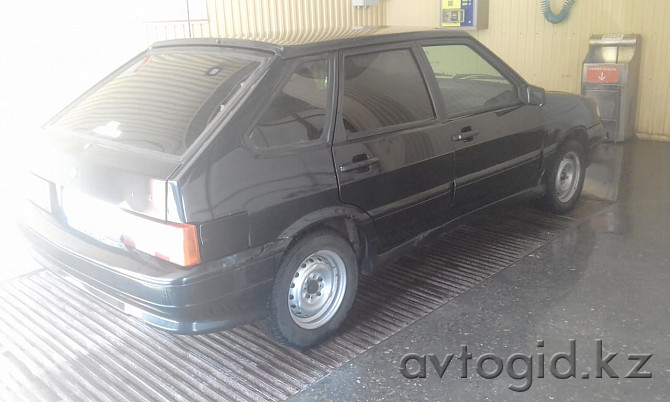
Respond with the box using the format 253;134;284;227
18;205;286;334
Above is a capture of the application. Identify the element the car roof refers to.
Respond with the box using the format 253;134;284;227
150;26;472;58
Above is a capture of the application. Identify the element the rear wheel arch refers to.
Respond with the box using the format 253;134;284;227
277;206;375;273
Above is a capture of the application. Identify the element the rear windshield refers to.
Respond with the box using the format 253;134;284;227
49;49;264;156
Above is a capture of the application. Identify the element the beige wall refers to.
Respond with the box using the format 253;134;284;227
386;0;670;140
206;0;385;38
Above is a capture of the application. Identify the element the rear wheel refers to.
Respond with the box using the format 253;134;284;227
539;139;586;213
268;230;358;349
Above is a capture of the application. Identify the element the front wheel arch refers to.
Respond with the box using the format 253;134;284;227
559;127;589;162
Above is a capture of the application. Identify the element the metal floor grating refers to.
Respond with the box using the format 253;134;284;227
0;198;608;401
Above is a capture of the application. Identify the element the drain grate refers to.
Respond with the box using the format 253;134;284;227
0;199;607;401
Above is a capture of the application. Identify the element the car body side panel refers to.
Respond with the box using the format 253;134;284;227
331;44;455;252
543;92;602;136
540;92;604;171
448;107;545;214
333;131;454;251
543;92;604;146
413;37;545;216
174;55;346;254
198;212;250;262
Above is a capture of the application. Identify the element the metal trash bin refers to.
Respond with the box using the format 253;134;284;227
581;34;641;142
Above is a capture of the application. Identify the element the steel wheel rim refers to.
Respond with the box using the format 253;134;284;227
555;151;581;203
288;250;347;329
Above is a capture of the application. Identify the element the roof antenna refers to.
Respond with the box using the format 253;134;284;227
186;0;192;38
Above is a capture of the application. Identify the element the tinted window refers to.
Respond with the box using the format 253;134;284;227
423;45;517;115
248;59;329;148
50;51;262;155
342;49;435;134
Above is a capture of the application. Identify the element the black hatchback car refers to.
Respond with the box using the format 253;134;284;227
21;26;602;348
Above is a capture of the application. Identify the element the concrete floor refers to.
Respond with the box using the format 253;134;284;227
291;139;670;401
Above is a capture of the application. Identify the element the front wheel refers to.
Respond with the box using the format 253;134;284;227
268;230;358;349
539;139;586;214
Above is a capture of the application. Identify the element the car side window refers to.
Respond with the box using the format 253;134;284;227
342;49;435;134
422;45;517;116
248;59;329;148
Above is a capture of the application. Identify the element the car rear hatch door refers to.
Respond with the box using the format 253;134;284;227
30;132;179;224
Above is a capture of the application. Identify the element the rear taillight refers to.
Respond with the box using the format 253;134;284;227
61;187;201;267
122;214;201;267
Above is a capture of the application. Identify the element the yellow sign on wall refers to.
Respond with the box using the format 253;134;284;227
441;0;464;28
440;0;488;30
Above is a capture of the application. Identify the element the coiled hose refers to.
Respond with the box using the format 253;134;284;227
541;0;576;24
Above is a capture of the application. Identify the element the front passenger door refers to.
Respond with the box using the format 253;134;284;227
420;43;545;215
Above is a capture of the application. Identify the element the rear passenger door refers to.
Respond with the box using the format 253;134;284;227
332;44;455;252
419;41;545;215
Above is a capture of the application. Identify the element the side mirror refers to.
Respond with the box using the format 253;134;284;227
518;85;546;106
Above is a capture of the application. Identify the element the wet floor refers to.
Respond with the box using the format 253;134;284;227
292;139;670;401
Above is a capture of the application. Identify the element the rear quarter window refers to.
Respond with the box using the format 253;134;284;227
248;59;330;148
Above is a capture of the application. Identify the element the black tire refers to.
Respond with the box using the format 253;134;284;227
539;139;586;214
268;229;358;349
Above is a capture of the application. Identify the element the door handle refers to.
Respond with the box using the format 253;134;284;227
452;128;480;142
339;156;379;173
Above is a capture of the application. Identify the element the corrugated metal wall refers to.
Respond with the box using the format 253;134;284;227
143;21;212;44
206;0;385;39
386;0;670;141
141;1;386;59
